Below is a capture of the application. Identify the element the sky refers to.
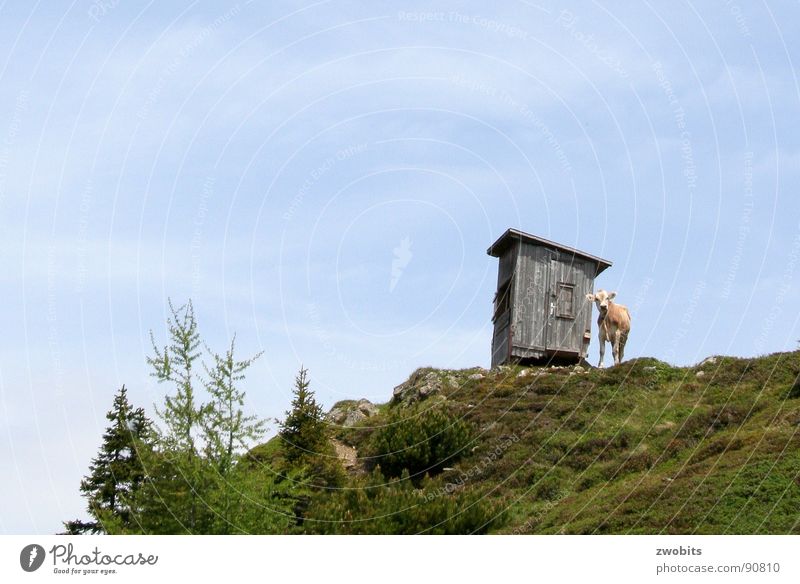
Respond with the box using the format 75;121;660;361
1;0;800;534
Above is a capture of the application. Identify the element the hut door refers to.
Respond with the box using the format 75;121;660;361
545;256;579;353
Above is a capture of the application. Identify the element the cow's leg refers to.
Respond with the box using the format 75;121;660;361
612;330;622;366
598;333;606;368
618;332;628;364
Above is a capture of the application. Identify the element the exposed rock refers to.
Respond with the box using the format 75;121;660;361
699;356;718;367
573;365;584;374
327;398;378;427
419;378;441;397
696;371;706;378
468;373;484;380
517;368;532;378
331;438;361;473
392;369;446;407
358;399;378;416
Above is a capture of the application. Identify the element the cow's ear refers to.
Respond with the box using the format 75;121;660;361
586;294;595;302
608;291;617;300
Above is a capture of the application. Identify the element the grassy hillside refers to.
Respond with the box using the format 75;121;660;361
314;351;800;534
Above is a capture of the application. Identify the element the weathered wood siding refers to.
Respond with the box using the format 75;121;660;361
489;231;608;365
507;245;596;361
490;242;517;367
545;252;594;355
491;311;511;367
497;241;517;286
512;243;550;355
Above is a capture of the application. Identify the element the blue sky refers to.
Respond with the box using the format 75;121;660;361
2;1;800;534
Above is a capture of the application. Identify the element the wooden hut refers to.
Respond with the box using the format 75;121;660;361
487;229;612;367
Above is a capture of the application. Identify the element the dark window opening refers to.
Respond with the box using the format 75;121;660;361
494;279;512;322
556;282;575;319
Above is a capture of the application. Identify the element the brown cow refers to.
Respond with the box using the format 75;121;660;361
586;290;631;368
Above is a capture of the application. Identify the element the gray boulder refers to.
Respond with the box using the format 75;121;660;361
392;369;448;407
326;398;378;427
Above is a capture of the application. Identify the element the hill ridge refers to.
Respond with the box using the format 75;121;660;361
319;351;800;534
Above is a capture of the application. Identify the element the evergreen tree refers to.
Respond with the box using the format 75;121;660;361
278;367;343;490
63;385;153;534
72;298;308;534
128;446;213;534
279;367;327;464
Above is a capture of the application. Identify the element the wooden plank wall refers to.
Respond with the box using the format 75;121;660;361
548;254;594;353
512;243;550;354
491;241;517;366
492;240;601;364
491;312;510;367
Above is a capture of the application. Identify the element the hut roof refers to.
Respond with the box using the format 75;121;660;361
487;228;612;275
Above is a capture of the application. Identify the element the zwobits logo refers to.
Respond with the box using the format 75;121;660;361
20;544;46;572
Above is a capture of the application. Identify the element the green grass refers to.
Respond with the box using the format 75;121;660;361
329;351;800;534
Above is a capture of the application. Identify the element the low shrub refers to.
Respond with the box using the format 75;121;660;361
365;404;473;480
300;470;503;534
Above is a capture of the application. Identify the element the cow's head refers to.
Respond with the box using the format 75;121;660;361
586;290;616;317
